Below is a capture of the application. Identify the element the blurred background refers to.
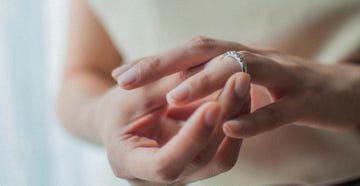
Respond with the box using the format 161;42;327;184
0;0;128;185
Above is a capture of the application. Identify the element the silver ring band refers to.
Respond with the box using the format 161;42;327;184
224;51;247;73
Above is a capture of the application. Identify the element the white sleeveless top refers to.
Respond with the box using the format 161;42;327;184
87;0;360;185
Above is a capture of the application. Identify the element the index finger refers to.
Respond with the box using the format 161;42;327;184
116;36;251;89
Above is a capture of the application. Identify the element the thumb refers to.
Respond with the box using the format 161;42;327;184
223;97;304;138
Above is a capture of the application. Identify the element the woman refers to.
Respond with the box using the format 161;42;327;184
58;0;360;185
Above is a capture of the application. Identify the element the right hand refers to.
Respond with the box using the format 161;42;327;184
94;71;251;185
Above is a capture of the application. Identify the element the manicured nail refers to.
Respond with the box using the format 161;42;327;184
205;104;221;127
167;83;191;103
112;65;129;79
234;76;248;99
225;120;249;137
118;68;138;86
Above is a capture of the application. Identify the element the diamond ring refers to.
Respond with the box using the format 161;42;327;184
224;51;248;73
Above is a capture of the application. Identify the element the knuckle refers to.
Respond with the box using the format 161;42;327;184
186;74;211;98
215;158;237;173
260;47;283;55
152;159;180;183
238;50;254;61
241;125;256;138
154;167;179;183
262;107;280;127
177;64;203;82
199;73;212;86
189;35;212;45
240;117;258;137
194;73;212;87
178;70;191;82
148;56;161;68
192;152;213;167
138;56;161;77
143;95;164;111
187;36;214;55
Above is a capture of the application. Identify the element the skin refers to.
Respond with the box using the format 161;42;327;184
58;0;251;185
115;36;360;138
100;73;251;185
59;0;360;184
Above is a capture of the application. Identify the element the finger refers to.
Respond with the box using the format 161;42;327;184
121;73;182;120
112;64;132;80
116;36;252;89
166;100;205;121
111;58;144;80
239;94;252;116
166;54;243;104
108;112;164;180
241;51;299;89
223;96;304;138
250;84;273;111
185;136;242;182
208;137;242;173
166;92;219;120
150;102;221;182
167;51;297;105
219;73;251;118
190;73;250;168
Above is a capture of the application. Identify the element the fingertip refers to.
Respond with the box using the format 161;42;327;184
232;73;251;99
112;64;131;80
223;120;253;138
111;67;122;79
242;72;251;81
166;83;191;105
117;68;139;87
223;121;241;139
166;93;183;106
189;101;221;129
203;102;221;128
229;71;250;84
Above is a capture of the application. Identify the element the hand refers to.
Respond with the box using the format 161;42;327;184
95;71;251;185
223;52;360;138
114;36;360;139
112;36;273;108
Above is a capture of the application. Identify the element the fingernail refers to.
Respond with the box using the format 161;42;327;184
234;76;249;99
225;120;249;137
205;104;221;127
167;83;191;103
118;68;138;86
112;65;129;79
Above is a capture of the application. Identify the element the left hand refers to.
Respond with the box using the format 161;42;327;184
106;70;251;185
114;36;360;138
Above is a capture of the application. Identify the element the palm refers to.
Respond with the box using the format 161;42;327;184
127;111;182;149
123;101;215;180
102;73;250;184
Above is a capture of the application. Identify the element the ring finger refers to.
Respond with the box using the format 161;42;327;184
167;51;291;105
166;53;243;105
